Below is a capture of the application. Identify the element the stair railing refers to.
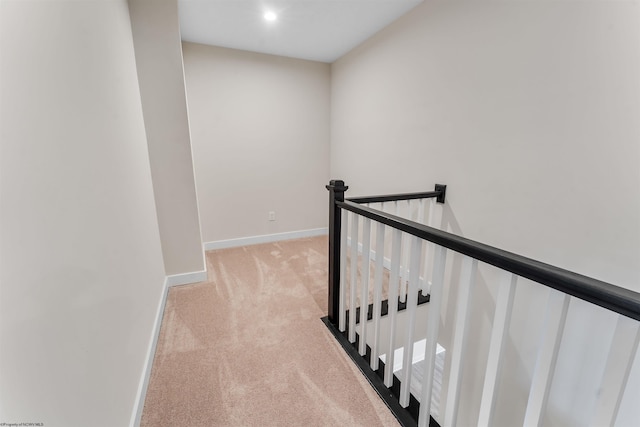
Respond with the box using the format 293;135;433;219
324;179;640;427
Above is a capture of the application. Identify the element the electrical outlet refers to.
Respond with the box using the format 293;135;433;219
268;211;276;221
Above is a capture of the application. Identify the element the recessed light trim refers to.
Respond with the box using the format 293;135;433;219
264;11;277;22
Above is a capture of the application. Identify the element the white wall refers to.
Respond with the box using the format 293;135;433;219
128;0;205;276
182;43;330;244
331;1;640;426
0;1;166;426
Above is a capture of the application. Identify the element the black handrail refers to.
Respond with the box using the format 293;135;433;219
347;184;446;205
326;180;640;323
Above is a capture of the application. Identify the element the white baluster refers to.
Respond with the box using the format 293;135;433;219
418;198;425;224
371;221;385;370
523;289;570;427
348;213;359;343
359;218;372;356
443;256;478;427
422;198;437;294
384;229;403;387
417;199;427;292
338;209;348;332
477;272;517;427
589;315;640;426
399;235;423;407
400;200;411;303
418;245;447;427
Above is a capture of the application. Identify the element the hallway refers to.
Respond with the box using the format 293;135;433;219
141;236;398;426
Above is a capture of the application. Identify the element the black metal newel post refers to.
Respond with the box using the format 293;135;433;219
326;179;348;326
435;184;447;204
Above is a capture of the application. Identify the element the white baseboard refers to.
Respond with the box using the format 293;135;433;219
130;268;208;426
204;227;328;251
130;277;170;427
166;270;207;287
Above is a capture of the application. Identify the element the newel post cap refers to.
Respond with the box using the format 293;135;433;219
326;179;349;192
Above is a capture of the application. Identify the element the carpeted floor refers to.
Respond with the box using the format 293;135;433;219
140;236;399;426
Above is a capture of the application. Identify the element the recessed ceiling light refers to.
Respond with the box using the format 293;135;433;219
264;11;277;22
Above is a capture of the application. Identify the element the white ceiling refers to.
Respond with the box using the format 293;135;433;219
178;0;423;63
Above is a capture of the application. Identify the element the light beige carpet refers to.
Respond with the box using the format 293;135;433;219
141;236;399;426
